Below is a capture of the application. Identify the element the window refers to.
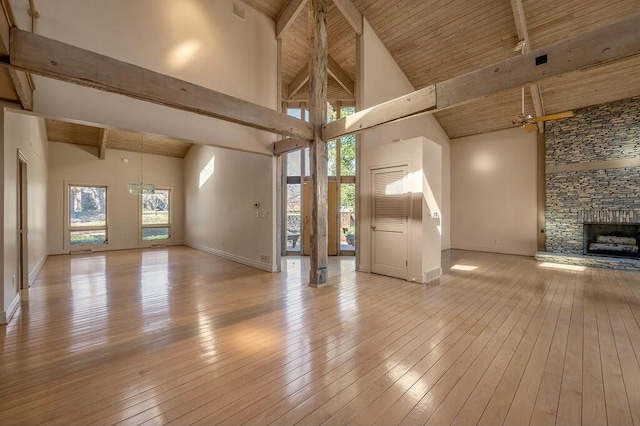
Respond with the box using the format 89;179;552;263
69;185;108;246
141;189;171;241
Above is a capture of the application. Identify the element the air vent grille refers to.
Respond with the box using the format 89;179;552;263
233;2;245;21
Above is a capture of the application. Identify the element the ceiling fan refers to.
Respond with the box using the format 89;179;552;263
510;43;573;131
512;86;574;132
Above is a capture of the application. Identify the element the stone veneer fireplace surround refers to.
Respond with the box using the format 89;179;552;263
539;97;640;270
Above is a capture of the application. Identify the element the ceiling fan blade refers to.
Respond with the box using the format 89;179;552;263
534;111;574;122
524;123;538;132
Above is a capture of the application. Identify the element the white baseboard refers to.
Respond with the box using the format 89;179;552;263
29;255;48;286
358;263;370;273
1;293;21;325
186;242;277;272
450;243;535;257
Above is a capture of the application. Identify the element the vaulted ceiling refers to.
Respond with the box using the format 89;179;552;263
246;0;640;139
2;0;639;148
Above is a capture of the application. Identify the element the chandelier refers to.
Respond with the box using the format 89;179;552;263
128;134;155;195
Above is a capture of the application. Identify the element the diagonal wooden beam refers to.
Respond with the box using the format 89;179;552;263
510;0;545;132
287;54;353;98
7;68;33;110
332;0;362;35
328;54;354;94
287;63;310;98
98;128;108;159
276;0;307;39
4;28;314;141
323;14;640;140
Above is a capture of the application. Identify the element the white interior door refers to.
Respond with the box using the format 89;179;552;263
371;165;408;280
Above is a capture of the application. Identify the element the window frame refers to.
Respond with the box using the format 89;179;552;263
65;183;109;249
139;187;173;244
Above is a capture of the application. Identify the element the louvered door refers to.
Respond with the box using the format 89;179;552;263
371;165;408;280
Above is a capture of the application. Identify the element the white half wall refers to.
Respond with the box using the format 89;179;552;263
47;143;185;254
2;109;49;324
14;0;278;155
184;145;277;272
451;127;538;256
359;18;451;273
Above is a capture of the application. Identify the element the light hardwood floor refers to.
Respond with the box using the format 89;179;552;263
1;247;640;425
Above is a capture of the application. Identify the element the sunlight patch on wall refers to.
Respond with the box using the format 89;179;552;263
199;156;215;188
167;39;202;70
472;153;495;172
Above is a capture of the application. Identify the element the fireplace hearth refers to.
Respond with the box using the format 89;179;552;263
584;224;640;259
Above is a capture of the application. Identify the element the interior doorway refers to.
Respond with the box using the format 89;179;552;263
18;150;29;298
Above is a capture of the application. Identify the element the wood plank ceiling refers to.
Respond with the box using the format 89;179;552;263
247;0;640;139
45;120;192;158
10;0;640;146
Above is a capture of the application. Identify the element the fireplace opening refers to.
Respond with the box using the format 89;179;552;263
583;224;640;259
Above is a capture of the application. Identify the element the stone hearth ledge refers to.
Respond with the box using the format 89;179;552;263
535;252;640;271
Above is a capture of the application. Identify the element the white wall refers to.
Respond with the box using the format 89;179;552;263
13;0;278;155
359;18;451;273
451;127;538;256
47;143;184;254
2;109;49;324
184;145;276;272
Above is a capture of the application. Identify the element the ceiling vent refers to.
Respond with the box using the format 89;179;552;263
233;1;245;21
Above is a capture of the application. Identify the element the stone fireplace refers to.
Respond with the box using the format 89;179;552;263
539;97;640;270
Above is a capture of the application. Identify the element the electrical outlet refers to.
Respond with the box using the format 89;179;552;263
494;239;500;244
432;212;439;219
260;255;270;263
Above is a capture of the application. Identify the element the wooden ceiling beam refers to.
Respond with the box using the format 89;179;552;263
323;14;640;140
276;0;307;39
272;137;310;155
287;63;309;98
328;54;354;94
0;0;33;110
98;128;107;159
287;54;353;98
510;0;545;132
332;0;362;35
5;28;314;141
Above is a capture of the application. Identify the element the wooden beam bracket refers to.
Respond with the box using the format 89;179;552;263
273;137;311;155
